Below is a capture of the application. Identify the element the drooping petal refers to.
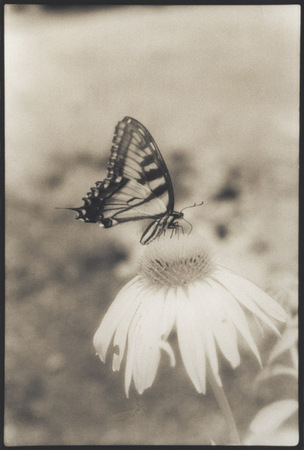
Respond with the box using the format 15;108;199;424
132;318;161;393
124;326;136;397
159;287;177;340
188;282;222;387
217;267;287;322
159;340;176;367
213;318;240;368
213;271;284;335
208;277;262;365
93;276;144;362
193;281;240;369
125;287;172;395
175;286;207;394
112;293;144;371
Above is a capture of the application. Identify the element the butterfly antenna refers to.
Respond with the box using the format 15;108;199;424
180;200;204;213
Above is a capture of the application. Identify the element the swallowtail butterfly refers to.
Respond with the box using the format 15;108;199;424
67;117;188;245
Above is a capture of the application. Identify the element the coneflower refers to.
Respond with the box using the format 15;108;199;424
93;235;286;444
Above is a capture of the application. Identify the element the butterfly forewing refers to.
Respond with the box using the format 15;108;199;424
107;117;174;213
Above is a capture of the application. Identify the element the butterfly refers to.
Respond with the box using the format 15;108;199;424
67;116;196;245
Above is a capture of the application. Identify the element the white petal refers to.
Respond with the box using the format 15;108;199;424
125;288;168;395
159;288;177;340
193;281;240;368
175;286;207;394
137;291;171;390
112;283;151;372
213;271;282;335
112;298;142;372
217;270;287;321
93;276;145;362
188;283;222;387
213;318;240;368
159;340;176;367
124;330;136;397
208;278;262;365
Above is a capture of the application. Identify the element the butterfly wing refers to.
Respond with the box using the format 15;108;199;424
71;117;175;229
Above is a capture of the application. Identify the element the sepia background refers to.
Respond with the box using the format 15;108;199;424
5;5;299;445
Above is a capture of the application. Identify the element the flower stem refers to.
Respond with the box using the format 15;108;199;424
207;369;241;445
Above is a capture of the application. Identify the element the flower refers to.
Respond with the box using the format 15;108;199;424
93;235;287;397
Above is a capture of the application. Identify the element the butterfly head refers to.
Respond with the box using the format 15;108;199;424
171;210;184;223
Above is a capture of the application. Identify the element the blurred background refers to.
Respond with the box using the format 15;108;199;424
5;4;299;445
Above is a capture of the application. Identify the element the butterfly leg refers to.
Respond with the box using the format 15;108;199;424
187;224;193;236
177;224;184;239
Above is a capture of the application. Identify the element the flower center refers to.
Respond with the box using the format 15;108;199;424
139;235;215;287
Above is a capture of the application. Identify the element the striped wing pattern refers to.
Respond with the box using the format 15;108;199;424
70;117;181;244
